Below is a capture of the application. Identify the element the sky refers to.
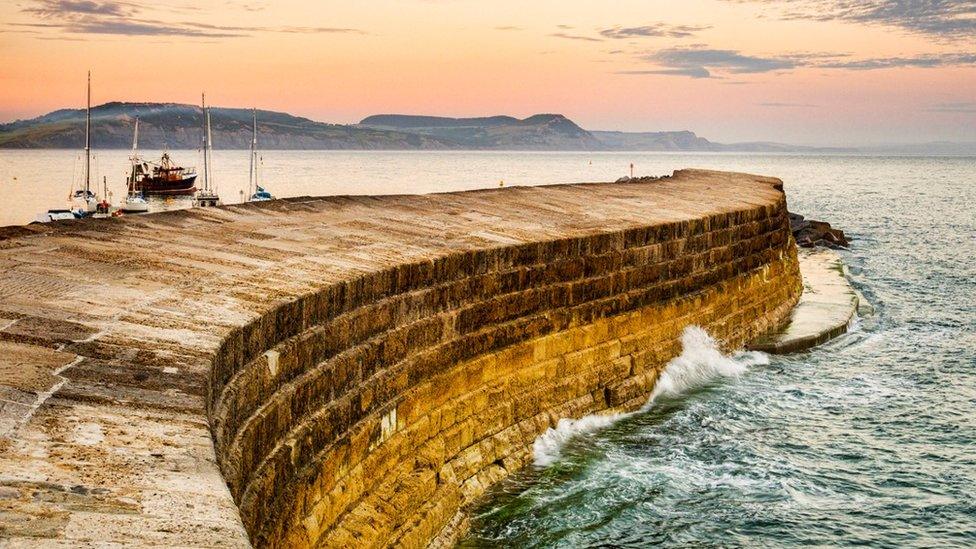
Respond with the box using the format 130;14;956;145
0;0;974;146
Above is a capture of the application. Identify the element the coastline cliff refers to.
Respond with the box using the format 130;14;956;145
0;103;836;152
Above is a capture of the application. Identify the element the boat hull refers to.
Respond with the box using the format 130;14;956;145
194;192;221;207
122;201;150;213
34;210;77;223
137;174;198;196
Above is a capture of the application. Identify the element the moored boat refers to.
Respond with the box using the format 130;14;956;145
34;210;77;223
247;109;275;202
93;177;113;217
122;194;150;213
194;93;221;207
133;153;198;196
250;185;274;201
37;71;97;222
122;118;150;213
73;71;99;216
71;189;98;216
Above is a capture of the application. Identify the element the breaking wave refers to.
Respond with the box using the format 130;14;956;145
532;326;765;466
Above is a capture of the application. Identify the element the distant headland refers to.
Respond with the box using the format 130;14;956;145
3;103;973;154
0;102;836;152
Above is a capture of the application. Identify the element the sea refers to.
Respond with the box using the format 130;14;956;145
2;150;974;547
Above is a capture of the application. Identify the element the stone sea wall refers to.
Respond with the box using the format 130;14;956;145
0;170;801;548
207;185;801;547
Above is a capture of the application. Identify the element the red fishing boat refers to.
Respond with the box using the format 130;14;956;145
132;153;197;196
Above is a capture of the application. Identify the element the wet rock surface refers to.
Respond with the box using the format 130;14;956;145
789;212;849;249
750;248;858;353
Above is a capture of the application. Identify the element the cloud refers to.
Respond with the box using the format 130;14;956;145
92;20;238;36
548;22;710;43
638;47;796;78
926;101;976;113
599;23;711;39
625;46;976;78
180;21;362;35
728;0;976;41
550;32;603;42
275;26;363;34
230;1;266;12
12;18;243;37
619;67;713;78
817;52;976;69
494;25;521;31
23;0;136;17
13;0;365;38
759;101;819;107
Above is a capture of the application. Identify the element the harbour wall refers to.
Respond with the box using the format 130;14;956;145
206;174;802;546
0;169;801;548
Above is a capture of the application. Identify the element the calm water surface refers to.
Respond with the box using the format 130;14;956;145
2;151;974;546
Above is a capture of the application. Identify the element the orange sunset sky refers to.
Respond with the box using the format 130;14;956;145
1;0;974;145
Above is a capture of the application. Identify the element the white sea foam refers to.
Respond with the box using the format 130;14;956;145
532;414;620;467
532;325;765;466
641;326;767;409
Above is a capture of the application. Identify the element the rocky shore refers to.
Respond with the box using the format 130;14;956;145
789;212;849;249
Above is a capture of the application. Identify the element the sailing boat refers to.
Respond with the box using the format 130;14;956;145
194;93;221;207
122;117;149;213
248;109;274;202
71;71;99;215
35;71;98;223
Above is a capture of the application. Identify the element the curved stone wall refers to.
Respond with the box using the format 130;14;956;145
207;178;801;547
0;169;801;548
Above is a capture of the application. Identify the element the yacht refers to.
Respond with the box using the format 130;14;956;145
37;71;98;222
247;109;274;202
122;118;150;213
194;93;221;207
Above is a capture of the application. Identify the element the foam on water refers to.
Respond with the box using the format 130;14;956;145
532;326;765;466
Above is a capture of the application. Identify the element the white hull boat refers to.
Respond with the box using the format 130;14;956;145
122;196;150;213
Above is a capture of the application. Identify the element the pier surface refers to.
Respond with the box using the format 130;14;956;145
0;170;801;547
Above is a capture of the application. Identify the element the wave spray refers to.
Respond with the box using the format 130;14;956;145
532;326;767;466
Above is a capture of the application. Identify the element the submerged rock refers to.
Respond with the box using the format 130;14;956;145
789;212;849;249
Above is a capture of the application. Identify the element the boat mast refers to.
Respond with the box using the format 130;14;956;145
206;105;214;193
201;93;209;193
249;109;257;196
85;70;91;195
129;117;139;194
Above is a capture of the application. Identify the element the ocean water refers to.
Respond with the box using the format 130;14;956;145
2;151;974;546
458;155;976;547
